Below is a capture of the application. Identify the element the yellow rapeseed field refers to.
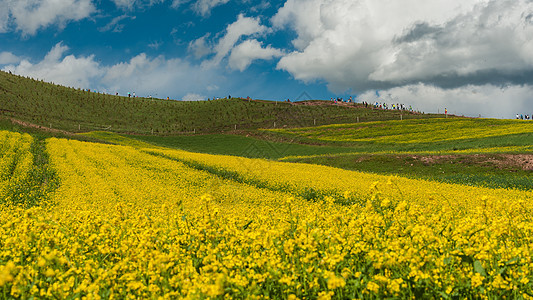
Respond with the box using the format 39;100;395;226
1;132;533;299
267;118;533;144
0;131;34;203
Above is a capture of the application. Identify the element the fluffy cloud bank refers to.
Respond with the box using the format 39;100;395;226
273;0;533;92
0;0;96;35
358;83;533;118
103;53;220;97
2;42;222;99
3;43;102;88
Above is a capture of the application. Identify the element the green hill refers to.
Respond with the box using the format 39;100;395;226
0;70;442;134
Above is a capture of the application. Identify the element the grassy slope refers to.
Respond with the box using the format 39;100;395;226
0;70;440;134
116;133;356;159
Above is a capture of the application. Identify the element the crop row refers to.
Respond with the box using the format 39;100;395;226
0;131;34;205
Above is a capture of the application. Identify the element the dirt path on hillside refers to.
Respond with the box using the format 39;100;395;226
414;154;533;171
8;118;76;136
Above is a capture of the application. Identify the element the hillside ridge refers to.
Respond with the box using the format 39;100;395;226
0;70;445;135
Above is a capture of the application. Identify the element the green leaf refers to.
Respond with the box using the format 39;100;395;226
505;257;520;266
474;260;487;276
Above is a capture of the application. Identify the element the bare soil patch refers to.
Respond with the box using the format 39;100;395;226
411;154;533;171
498;154;533;171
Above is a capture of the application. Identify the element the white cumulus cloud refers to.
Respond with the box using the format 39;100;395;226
1;0;96;35
369;0;533;84
228;39;284;71
100;52;223;98
205;14;269;67
192;0;229;17
2;43;225;100
273;0;533;92
0;52;21;65
358;83;533;119
2;42;103;88
188;34;213;59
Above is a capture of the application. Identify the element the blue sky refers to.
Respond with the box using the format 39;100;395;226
2;0;533;118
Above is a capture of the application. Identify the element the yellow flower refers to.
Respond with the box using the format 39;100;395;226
381;198;391;208
317;291;333;300
326;274;346;290
471;273;484;288
366;281;380;293
389;278;403;294
44;268;56;277
285;197;294;205
0;262;16;286
37;258;46;267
